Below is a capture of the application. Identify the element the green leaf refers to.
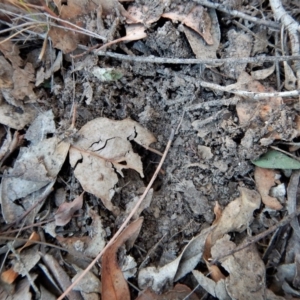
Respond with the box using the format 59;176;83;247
252;150;300;169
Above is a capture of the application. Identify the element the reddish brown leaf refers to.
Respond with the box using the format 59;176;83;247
254;167;282;210
1;268;18;284
102;218;143;300
162;5;213;45
55;192;84;226
17;231;40;253
98;25;147;51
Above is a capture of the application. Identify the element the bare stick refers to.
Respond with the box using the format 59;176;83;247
199;80;300;99
193;0;280;29
270;0;300;98
57;129;175;300
210;208;300;265
185;97;239;111
92;49;300;65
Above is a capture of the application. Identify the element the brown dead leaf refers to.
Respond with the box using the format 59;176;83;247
254;166;283;210
49;0;102;53
210;187;261;244
55;192;84;226
17;231;40;253
0;40;36;103
0;38;23;68
98;24;147;51
56;208;106;258
233;72;282;124
102;218;143;300
218;238;266;299
137;284;199;300
69;117;156;214
126;4;161;24
162;5;213;45
202;188;261;284
1;268;18;284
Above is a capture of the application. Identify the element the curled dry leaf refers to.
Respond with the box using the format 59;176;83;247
69;117;156;214
126;4;161;24
17;231;40;254
56;208;106;258
98;24;147;51
162;5;213;45
138;227;212;293
192;271;230;300
0;40;36;103
102;218;143;300
1;268;19;284
251;64;275;80
212;236;266;299
254;166;283;210
55;192;84;226
210;187;261;244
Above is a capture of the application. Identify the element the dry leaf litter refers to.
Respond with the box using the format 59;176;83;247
0;0;300;299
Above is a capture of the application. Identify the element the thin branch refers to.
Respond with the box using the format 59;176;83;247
199;80;300;99
193;0;280;29
57;128;175;300
185;97;239;111
91;49;300;65
210;208;300;265
270;0;300;92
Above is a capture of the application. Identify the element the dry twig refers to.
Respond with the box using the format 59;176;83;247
211;208;300;265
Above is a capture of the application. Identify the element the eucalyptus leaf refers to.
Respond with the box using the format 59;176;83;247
252;150;300;170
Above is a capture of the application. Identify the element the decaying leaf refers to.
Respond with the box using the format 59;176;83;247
57;208;106;258
72;264;101;294
48;0;102;53
192;270;230;300
251;64;275;80
102;218;143;300
42;253;82;300
1;268;19;284
124;188;153;220
0;102;37;130
213;236;266;299
126;4;161;25
17;232;40;254
183;8;220;60
222;30;252;79
12;246;40;276
138;227;212;293
137;284;200;300
283;62;296;91
98;25;147;51
55;192;84;226
0;136;69;224
35;51;62;87
69;117;156;214
254;166;283;210
0;40;36;103
210;187;261;244
162;5;213;45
